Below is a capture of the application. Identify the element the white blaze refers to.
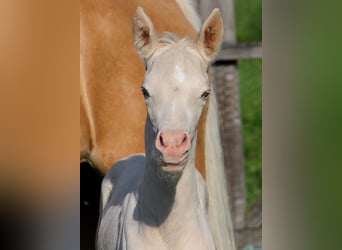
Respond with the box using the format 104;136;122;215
174;64;185;83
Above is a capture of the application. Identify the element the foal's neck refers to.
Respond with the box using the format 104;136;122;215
139;116;200;231
138;116;204;248
140;148;198;227
137;118;215;249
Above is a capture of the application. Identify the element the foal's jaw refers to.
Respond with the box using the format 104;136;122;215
159;153;189;172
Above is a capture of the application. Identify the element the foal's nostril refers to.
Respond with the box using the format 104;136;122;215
156;132;168;150
159;132;166;148
179;133;188;147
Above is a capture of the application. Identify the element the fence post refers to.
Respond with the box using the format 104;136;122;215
198;0;247;230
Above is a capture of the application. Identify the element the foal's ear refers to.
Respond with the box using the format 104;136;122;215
132;7;159;59
196;8;223;62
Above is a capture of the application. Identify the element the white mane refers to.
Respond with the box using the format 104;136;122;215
175;0;201;31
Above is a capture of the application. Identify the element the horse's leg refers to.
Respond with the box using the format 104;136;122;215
90;130;145;174
89;147;115;174
80;98;91;163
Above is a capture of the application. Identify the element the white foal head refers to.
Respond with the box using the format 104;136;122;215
133;7;223;172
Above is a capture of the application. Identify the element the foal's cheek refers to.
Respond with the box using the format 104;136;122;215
146;108;159;132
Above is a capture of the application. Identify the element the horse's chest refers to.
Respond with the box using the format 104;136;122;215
123;227;166;250
120;213;215;250
122;225;214;250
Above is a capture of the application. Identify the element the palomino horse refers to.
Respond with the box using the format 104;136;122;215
96;7;235;250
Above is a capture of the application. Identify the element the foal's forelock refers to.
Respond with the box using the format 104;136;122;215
145;34;203;70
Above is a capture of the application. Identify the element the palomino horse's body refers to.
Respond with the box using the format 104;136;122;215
96;7;235;250
81;0;235;249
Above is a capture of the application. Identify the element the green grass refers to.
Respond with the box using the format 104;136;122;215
238;59;262;208
235;0;262;42
234;0;262;208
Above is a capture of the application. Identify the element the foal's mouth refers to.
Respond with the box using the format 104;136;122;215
160;156;188;172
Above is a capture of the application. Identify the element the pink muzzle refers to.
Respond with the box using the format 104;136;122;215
155;130;190;164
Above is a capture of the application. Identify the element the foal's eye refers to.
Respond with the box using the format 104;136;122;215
200;90;210;100
141;86;150;99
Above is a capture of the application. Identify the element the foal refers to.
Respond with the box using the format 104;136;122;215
96;7;223;250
